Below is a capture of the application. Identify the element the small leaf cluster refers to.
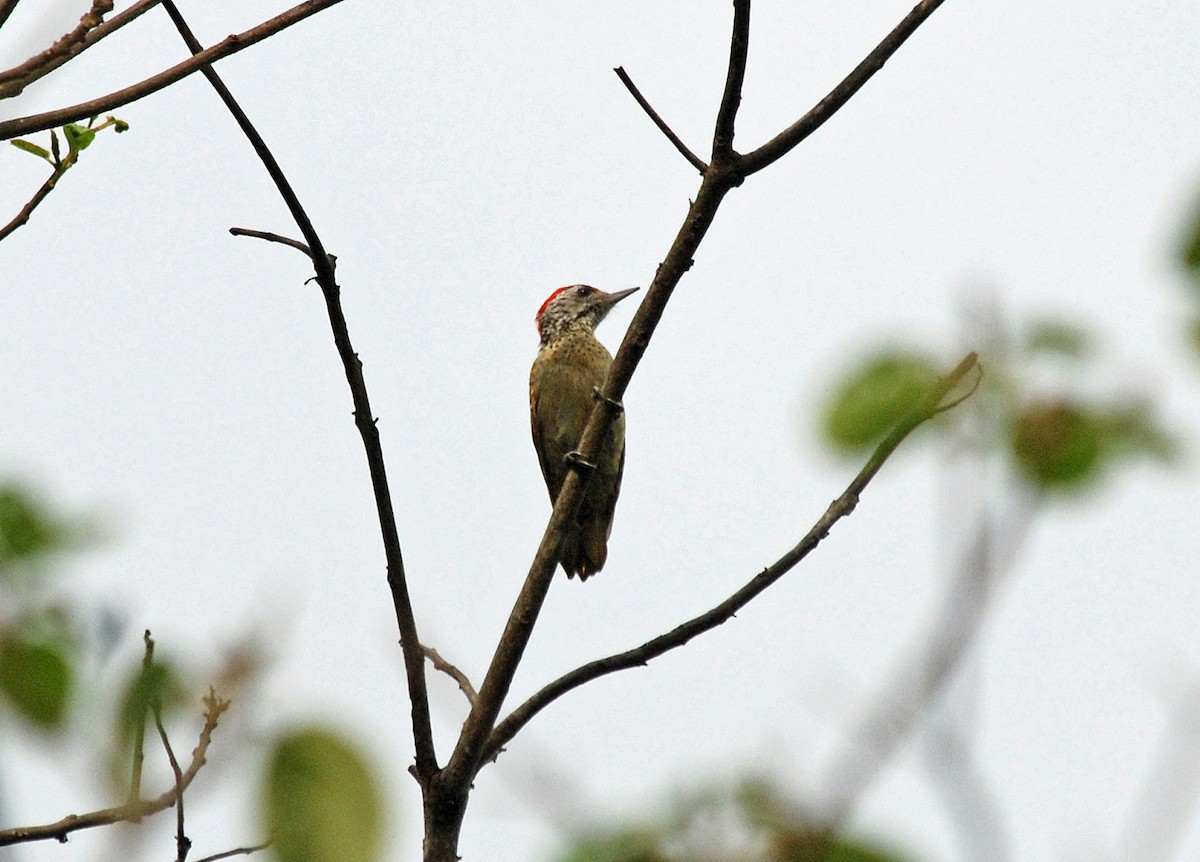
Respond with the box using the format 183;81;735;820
1176;191;1200;356
819;318;1172;495
9;114;128;169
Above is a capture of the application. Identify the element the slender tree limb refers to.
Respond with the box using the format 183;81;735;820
0;0;164;99
0;0;347;140
0;0;22;32
613;66;706;173
0;691;230;847
229;227;318;258
482;353;979;765
741;0;948;176
422;645;479;707
0;143;77;242
154;709;192;862
193;840;274;862
0;0;113;93
159;0;436;782
711;0;751;159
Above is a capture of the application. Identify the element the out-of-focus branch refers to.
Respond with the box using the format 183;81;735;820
158;0;435;782
423;645;479;707
0;691;230;847
0;0;164;99
483;354;980;766
0;0;347;139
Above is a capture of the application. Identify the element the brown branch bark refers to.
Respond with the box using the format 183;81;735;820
483;353;979;764
158;0;436;781
0;691;229;847
0;0;113;94
0;0;21;32
741;0;948;176
0;0;164;99
0;146;77;242
613;66;706;173
0;0;347;140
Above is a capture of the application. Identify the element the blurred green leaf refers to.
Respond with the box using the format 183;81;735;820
10;139;52;162
117;656;185;746
264;726;383;862
560;830;665;862
1011;401;1103;489
821;351;940;453
1023;320;1090;358
62;123;95;152
113;118;130;133
0;635;73;729
0;485;72;572
1180;194;1200;284
1188;315;1200;357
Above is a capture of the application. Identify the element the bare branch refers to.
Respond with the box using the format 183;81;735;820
0;149;76;242
193;840;274;862
741;0;949;175
158;0;436;780
229;227;316;258
712;0;751;159
0;0;347;140
482;353;980;766
0;0;113;95
0;0;22;32
0;691;230;847
154;709;192;862
0;0;164;99
422;645;479;707
613;66;706;173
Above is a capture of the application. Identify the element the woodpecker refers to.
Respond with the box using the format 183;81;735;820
530;284;638;579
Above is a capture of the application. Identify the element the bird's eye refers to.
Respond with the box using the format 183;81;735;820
575;286;591;296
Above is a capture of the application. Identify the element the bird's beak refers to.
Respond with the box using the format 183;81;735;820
600;287;639;308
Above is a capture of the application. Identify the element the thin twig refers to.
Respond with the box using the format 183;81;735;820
613;66;706;173
741;0;948;175
0;149;76;242
0;691;230;847
193;839;274;862
482;353;979;765
0;0;164;99
154;709;191;862
158;0;436;781
128;630;156;803
229;227;315;257
0;0;113;93
0;0;347;140
422;645;479;707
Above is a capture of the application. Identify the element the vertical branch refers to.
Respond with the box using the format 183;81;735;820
159;0;436;780
712;0;751;158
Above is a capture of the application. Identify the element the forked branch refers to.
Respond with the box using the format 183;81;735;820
482;353;980;764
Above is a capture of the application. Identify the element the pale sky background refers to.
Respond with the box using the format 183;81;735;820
3;2;1200;861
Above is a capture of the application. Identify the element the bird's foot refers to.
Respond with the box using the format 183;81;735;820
563;451;596;473
591;387;624;414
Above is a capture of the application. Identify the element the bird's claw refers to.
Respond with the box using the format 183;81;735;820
564;451;596;473
591;387;624;414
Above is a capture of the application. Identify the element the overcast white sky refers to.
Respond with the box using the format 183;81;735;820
4;2;1200;860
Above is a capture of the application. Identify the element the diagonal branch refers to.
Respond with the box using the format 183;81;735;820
0;691;229;847
0;0;21;32
614;66;706;173
159;0;436;781
0;0;164;100
482;353;979;765
741;0;948;176
0;0;347;140
0;0;113;93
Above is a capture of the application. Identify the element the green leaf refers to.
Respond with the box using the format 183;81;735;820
113;118;130;133
1180;194;1200;284
559;830;665;862
62;123;96;152
0;635;73;729
1011;401;1104;490
0;485;70;571
117;657;185;746
10;139;52;162
264;727;384;862
821;351;940;453
1023;320;1090;358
